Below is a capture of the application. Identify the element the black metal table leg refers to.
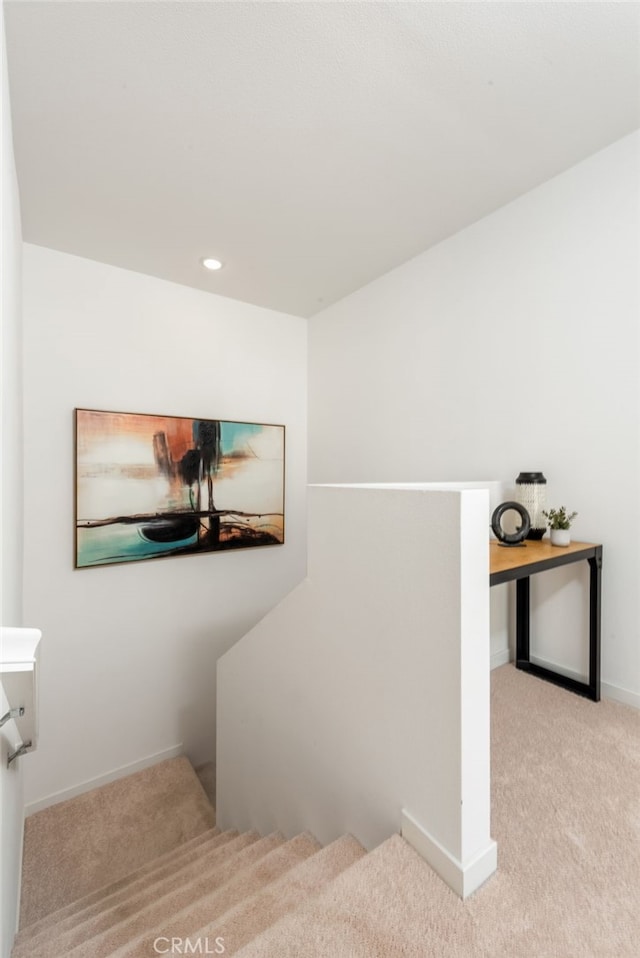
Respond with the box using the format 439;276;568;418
516;576;530;670
588;547;602;702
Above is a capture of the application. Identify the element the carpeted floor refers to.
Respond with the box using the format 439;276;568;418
476;664;640;958
15;666;640;957
229;664;640;958
19;756;215;928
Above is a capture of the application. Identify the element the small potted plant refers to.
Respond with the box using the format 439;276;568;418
543;506;578;547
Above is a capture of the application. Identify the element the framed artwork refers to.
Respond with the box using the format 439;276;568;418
75;409;285;568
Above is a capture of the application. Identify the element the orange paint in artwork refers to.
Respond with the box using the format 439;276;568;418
77;410;198;463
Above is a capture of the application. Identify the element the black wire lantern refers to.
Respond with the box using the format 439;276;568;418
514;472;547;540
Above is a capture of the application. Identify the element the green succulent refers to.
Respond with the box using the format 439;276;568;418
543;506;578;530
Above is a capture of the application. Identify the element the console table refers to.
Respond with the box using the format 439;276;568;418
490;539;602;702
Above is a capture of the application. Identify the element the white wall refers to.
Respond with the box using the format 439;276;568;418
21;244;307;809
309;132;640;704
1;8;22;630
1;6;25;953
217;485;496;898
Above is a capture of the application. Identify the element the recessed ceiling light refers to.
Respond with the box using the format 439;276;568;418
201;257;223;271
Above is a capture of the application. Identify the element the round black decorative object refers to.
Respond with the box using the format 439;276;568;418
491;501;531;546
515;471;547;540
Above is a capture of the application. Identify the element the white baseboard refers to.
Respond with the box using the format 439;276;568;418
24;744;184;816
401;809;497;900
490;648;511;670
600;681;640;709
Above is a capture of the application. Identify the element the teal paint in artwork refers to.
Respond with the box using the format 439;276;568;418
220;421;263;455
77;523;198;567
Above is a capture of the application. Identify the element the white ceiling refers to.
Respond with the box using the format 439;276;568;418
5;1;640;318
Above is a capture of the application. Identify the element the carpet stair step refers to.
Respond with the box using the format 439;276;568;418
194;762;216;808
184;834;367;957
13;829;235;951
19;757;216;928
14;758;412;958
16;831;275;958
232;834;452;958
15;825;224;944
104;832;327;958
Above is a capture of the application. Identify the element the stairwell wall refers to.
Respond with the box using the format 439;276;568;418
1;7;26;953
308;132;640;705
21;245;307;811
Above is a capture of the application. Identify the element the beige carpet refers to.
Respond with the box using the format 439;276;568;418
19;756;215;928
231;665;640;958
195;762;216;809
15;666;640;957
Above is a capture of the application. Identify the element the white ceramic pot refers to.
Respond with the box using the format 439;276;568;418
550;528;571;547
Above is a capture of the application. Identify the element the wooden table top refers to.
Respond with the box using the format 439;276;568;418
490;539;600;584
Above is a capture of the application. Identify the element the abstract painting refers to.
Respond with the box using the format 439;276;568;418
75;409;285;568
